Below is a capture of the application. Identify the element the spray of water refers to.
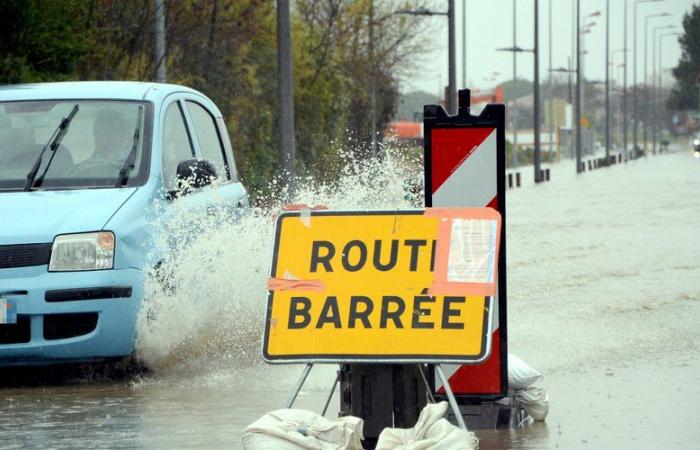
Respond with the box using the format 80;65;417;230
134;146;422;380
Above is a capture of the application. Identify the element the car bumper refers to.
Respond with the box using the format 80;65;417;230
0;266;143;366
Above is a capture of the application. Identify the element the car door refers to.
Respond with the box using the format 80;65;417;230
165;94;248;220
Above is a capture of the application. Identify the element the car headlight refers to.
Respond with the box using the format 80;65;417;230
694;139;700;146
49;232;115;271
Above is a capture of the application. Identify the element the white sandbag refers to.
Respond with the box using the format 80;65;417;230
375;401;477;450
241;408;364;450
515;386;549;421
508;353;542;389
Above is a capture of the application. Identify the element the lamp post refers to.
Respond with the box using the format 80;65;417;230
643;12;671;151
605;0;611;163
512;0;518;166
277;0;296;191
576;0;582;171
550;65;575;159
654;30;679;153
633;0;665;154
154;0;166;82
395;3;456;114
533;0;541;182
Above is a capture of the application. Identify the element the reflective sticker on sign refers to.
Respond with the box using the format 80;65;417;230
447;218;498;284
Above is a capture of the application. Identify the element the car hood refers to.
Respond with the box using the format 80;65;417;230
0;188;138;245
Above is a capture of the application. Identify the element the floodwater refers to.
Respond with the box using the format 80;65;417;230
1;150;699;449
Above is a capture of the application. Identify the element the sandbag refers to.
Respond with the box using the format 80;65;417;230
515;386;549;421
375;402;477;450
508;353;542;389
241;408;364;450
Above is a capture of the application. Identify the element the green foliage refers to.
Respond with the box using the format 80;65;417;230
0;0;93;83
669;4;700;111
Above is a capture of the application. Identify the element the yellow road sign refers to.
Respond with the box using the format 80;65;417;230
263;208;501;364
580;116;590;128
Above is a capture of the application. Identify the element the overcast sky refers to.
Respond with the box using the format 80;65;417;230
399;0;695;95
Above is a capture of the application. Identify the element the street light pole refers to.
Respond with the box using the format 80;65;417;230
605;0;611;163
448;0;457;114
155;0;166;82
534;0;542;182
644;12;671;153
549;0;554;160
277;0;296;190
655;32;680;153
623;0;628;162
462;0;467;88
512;0;518;166
395;5;454;114
575;0;582;172
633;0;664;154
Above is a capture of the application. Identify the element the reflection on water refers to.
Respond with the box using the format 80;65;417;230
2;151;700;449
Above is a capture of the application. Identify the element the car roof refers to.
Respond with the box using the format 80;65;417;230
0;81;203;104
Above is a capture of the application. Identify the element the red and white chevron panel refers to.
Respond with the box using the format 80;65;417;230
430;126;503;395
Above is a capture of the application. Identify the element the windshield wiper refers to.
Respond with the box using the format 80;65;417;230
24;104;79;191
116;106;144;187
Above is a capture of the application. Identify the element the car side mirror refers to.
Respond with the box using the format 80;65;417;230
175;158;218;195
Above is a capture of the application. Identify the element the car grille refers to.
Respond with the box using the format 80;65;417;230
44;313;99;340
0;316;31;344
0;243;52;269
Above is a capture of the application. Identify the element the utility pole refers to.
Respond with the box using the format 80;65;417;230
548;0;554;160
462;0;467;88
448;0;457;114
576;0;582;172
623;0;628;162
277;0;296;190
605;0;610;163
534;0;542;182
369;0;377;157
512;0;518;166
155;0;166;83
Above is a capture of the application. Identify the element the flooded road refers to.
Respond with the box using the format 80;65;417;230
2;151;699;449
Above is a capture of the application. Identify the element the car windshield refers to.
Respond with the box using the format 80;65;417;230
0;100;149;191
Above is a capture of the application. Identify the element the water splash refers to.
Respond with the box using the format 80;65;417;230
134;146;422;378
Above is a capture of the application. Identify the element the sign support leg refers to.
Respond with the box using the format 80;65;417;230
287;363;313;408
416;364;436;404
435;364;467;430
321;367;340;416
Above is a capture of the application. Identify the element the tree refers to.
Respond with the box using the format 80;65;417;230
668;4;700;111
0;0;93;83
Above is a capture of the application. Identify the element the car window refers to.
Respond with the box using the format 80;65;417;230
0;100;149;191
186;101;229;180
162;102;194;191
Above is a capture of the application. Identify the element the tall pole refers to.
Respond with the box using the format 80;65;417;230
568;56;574;159
534;0;542;182
623;0;628;162
448;0;457;114
277;0;296;190
605;0;611;162
633;1;638;154
549;0;554;160
576;0;582;172
512;0;518;166
155;0;166;83
653;28;658;154
462;0;467;87
369;0;377;156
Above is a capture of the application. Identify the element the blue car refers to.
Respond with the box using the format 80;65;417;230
0;82;248;366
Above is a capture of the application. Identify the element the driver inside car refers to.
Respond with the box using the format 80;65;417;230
92;110;130;161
